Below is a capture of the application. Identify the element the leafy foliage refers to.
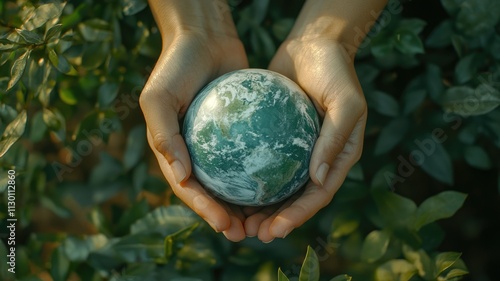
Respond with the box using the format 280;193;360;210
1;0;499;280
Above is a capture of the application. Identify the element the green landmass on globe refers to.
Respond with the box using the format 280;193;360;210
183;69;320;206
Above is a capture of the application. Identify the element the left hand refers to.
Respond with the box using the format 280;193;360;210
243;38;367;242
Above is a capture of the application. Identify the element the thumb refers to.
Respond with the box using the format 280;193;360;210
139;91;192;184
309;96;365;187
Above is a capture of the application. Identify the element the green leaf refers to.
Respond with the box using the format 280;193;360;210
42;108;66;142
122;0;148;16
63;234;108;262
40;196;72;218
164;222;199;261
123;124;147;170
442;85;500;116
97;81;120;108
22;2;66;30
331;212;361;238
130;205;199;236
375;259;417;281
399;19;427;34
455;53;485;84
89;152;122;185
414;191;467;230
7;49;30;92
278;268;290;281
58;87;78;105
456;0;500;36
45;23;63;41
366;91;400;117
29;111;47;142
16;29;43;44
426;20;453;48
50;247;70;281
272;18;294;41
393;30;424;55
299;246;320;281
251;26;276;61
330;275;352;281
78;19;112;42
115;199;149;235
372;189;417;227
402;244;435;279
48;48;74;74
82;42;110;69
0;110;27;158
375;118;410;155
0;241;8;280
361;230;391;263
426;64;444;102
440;0;465;15
402;90;426;115
464;145;492;170
414;136;454;185
445;268;469;279
435;252;462;275
113;233;165;263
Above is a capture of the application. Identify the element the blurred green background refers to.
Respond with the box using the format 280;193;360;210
1;0;499;280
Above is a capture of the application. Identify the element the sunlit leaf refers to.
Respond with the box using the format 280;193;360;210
7;49;31;92
435;252;462;275
442;85;500;116
45;23;63;41
375;259;417;281
78;19;112;42
22;2;66;30
0;110;27;158
278;268;290;281
393;30;424;55
122;0;148;16
361;230;391;263
16;28;43;44
330;275;352;281
402;244;435;279
131;205;199;236
298;246;320;281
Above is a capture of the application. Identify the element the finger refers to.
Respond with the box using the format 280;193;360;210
309;91;366;187
244;205;278;238
263;184;332;240
147;130;231;232
222;204;247;242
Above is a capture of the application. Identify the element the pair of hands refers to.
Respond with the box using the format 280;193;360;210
140;23;367;243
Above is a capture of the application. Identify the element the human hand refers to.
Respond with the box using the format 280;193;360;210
244;38;367;242
140;0;249;242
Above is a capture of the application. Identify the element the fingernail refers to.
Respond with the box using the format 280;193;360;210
263;238;274;244
316;162;330;186
171;160;187;184
207;220;220;233
282;228;292;239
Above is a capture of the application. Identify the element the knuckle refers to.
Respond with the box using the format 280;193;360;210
152;132;171;156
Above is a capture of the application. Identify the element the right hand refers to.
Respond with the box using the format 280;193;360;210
139;31;249;242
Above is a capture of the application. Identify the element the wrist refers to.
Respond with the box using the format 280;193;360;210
148;0;238;42
287;0;388;54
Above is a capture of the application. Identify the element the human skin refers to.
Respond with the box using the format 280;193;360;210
140;0;388;242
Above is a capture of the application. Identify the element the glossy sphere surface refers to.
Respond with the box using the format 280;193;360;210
183;69;320;206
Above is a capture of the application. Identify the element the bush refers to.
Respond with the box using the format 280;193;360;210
1;0;499;280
